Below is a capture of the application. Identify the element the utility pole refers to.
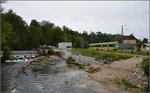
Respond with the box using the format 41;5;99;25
121;25;127;52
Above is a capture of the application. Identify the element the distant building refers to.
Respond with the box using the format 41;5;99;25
123;34;137;44
121;34;143;51
58;42;72;50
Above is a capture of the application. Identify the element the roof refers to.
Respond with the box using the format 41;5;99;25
123;34;136;40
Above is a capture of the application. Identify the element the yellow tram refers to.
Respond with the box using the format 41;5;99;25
89;41;119;51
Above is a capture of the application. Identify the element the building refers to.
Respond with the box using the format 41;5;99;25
121;34;143;51
58;42;72;50
123;34;137;45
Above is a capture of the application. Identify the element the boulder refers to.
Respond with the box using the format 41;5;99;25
85;65;101;73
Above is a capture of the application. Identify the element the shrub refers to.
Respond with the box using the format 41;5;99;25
141;57;149;76
120;79;137;88
114;78;137;88
79;63;90;69
1;46;11;62
66;56;75;63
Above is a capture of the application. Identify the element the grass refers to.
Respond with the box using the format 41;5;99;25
114;78;137;89
79;63;91;69
72;48;132;61
108;50;149;56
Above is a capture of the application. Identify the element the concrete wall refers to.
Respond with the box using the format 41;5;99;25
58;42;72;50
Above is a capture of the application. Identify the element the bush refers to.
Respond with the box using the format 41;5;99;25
114;78;137;88
2;46;11;62
141;57;149;76
79;63;90;69
66;56;75;63
120;79;137;88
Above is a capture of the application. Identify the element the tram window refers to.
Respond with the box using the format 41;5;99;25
109;44;114;47
103;44;107;47
95;45;101;47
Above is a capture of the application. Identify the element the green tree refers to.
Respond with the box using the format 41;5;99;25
28;19;43;49
143;38;148;43
50;26;64;46
40;20;54;45
2;9;29;50
2;46;11;62
1;17;19;50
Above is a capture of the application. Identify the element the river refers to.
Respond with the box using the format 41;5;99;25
1;57;107;93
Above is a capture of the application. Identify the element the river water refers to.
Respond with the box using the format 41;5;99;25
1;57;107;93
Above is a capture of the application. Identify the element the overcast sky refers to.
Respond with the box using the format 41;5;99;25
2;1;149;40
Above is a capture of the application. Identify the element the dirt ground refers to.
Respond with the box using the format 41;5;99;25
87;56;145;93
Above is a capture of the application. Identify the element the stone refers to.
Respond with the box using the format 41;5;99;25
86;65;101;73
137;74;143;80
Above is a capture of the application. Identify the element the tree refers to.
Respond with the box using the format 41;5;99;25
2;46;11;62
73;37;88;48
2;9;29;50
143;38;148;43
28;19;43;49
1;16;19;50
114;34;122;43
50;26;64;46
40;20;55;45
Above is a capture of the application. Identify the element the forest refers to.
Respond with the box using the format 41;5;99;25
1;9;124;51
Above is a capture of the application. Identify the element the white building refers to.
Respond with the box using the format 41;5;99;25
144;43;150;51
58;42;72;50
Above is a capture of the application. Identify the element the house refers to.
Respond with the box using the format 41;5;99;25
58;42;72;50
122;34;143;51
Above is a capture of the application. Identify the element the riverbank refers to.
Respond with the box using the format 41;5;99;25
1;50;148;93
72;49;133;61
86;56;148;93
65;49;149;92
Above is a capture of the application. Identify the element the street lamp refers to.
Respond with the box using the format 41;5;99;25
121;24;127;52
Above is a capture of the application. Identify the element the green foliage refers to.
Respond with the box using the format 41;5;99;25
114;78;137;88
28;19;42;49
2;9;28;50
111;50;149;56
79;63;90;69
2;46;11;62
72;49;132;61
141;57;149;76
143;38;148;43
1;18;19;50
66;56;75;63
